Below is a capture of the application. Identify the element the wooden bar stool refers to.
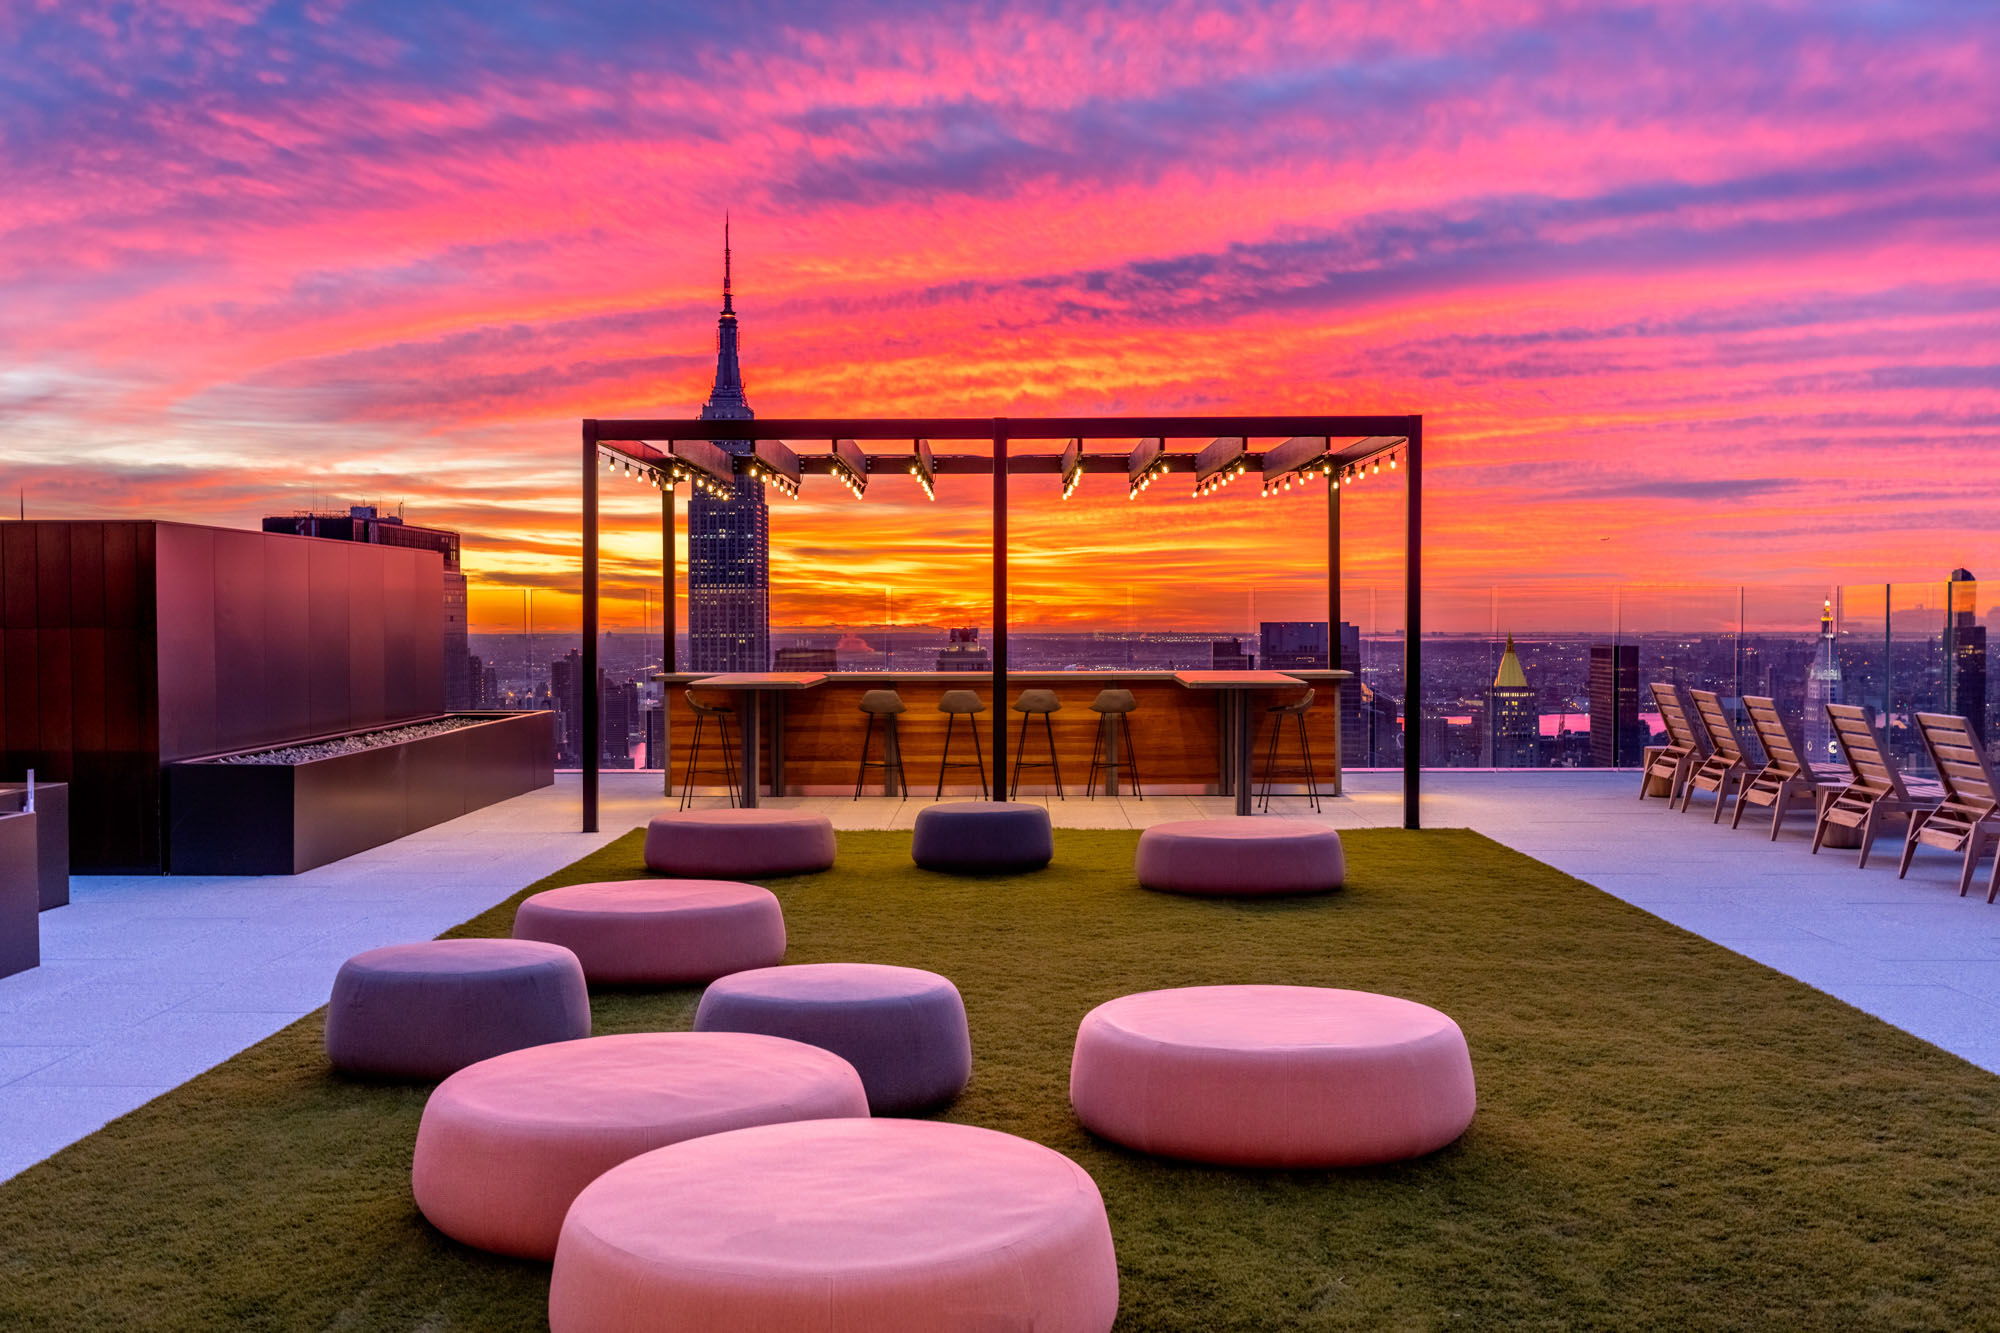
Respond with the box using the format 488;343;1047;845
1256;688;1321;813
1009;689;1064;800
935;690;989;799
679;690;740;810
854;689;909;799
1085;689;1143;799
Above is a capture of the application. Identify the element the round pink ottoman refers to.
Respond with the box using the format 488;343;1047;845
512;879;784;985
644;808;836;878
1134;819;1344;896
1070;985;1475;1167
550;1118;1119;1332
413;1032;868;1260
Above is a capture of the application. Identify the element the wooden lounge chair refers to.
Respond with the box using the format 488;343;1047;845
1899;712;2000;898
1732;696;1832;838
1642;682;1704;802
1810;704;1939;868
1679;689;1749;821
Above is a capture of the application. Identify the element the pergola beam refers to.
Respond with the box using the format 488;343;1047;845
596;416;1414;442
599;442;1406;480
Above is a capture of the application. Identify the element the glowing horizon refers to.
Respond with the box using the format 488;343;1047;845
3;1;1996;635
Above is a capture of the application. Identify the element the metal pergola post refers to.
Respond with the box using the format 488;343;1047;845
1327;455;1341;793
662;483;675;797
992;422;1008;797
1403;416;1423;830
582;419;600;834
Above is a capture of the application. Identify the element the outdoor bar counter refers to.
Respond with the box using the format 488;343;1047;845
658;670;1353;800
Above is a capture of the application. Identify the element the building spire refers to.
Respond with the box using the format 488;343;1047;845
702;216;751;422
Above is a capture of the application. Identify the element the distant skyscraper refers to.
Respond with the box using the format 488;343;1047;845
1588;643;1644;767
774;646;838;672
1801;598;1846;762
551;649;583;765
553;648;642;766
601;677;639;769
688;222;770;672
1211;639;1254;670
1481;634;1539;767
1946;568;1987;744
1334;620;1365;765
1259;622;1328;671
936;628;991;672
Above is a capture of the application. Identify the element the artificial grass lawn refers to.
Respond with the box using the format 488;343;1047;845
4;829;2000;1330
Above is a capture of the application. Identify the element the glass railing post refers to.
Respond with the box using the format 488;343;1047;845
1881;583;1891;726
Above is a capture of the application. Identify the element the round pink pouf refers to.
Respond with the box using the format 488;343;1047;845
512;879;784;985
1134;819;1344;896
550;1118;1118;1333
413;1032;868;1260
1070;985;1474;1167
643;808;836;878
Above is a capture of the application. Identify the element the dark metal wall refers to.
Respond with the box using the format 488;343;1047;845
1;522;160;869
154;523;442;761
0;521;445;871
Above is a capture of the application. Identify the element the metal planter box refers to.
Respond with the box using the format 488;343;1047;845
164;712;554;875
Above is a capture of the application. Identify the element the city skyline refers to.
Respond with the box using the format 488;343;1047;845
3;3;1996;634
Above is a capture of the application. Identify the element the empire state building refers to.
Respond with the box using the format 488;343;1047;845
688;224;770;671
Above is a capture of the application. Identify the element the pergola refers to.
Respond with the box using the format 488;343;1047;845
581;415;1424;831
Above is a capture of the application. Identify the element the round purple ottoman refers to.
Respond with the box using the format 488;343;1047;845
644;809;836;878
324;938;590;1080
694;964;971;1113
911;801;1053;872
1070;986;1475;1166
513;880;785;985
1134;819;1344;896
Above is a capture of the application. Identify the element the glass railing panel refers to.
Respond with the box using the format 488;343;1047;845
1732;582;1844;766
1610;584;1749;763
1883;582;1948;778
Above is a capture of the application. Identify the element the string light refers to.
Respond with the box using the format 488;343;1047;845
1128;456;1169;499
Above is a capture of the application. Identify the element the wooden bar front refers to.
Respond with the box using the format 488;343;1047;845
658;671;1351;797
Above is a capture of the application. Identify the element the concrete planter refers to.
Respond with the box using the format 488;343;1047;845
0;783;67;908
0;810;37;977
164;712;554;875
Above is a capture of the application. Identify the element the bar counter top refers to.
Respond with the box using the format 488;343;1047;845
660;669;1355;684
654;669;1353;799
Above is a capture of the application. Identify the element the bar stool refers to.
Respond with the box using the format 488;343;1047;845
935;690;989;799
854;689;909;799
1256;689;1321;814
1085;689;1143;799
679;691;740;811
1009;689;1064;800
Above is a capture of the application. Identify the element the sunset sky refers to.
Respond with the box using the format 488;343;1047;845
3;0;1996;634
